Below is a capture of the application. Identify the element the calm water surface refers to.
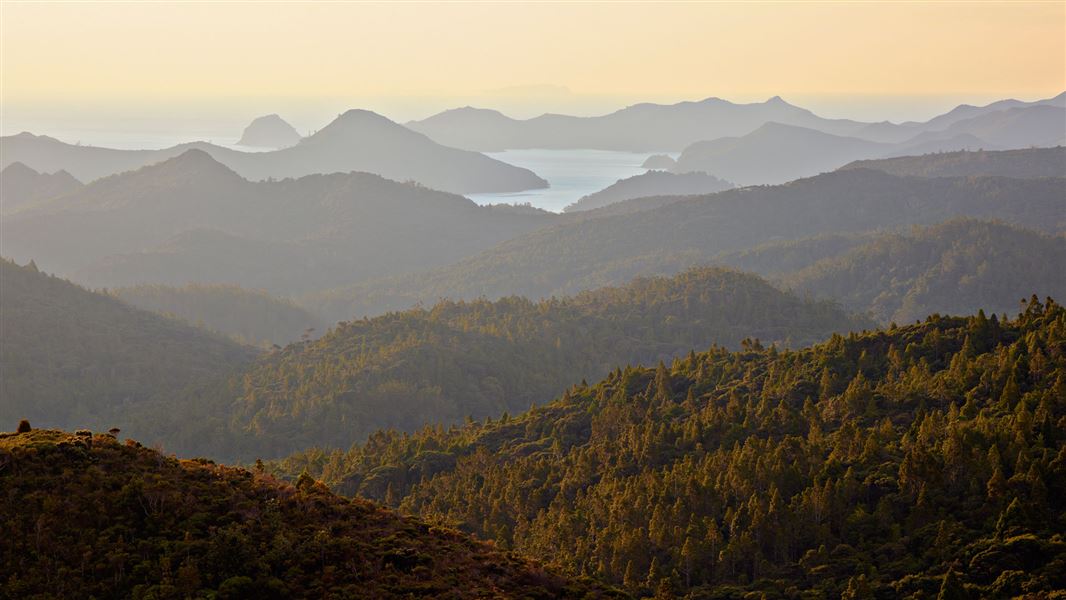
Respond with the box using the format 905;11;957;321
468;149;673;213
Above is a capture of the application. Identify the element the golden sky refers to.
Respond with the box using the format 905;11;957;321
2;1;1064;129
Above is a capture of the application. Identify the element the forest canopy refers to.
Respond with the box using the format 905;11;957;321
272;297;1066;598
223;267;872;459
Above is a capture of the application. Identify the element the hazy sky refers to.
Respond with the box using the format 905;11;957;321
2;1;1064;141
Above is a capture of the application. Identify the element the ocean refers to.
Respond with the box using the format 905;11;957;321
467;149;673;213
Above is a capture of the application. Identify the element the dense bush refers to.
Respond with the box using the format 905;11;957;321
0;429;622;598
227;267;871;458
276;297;1066;598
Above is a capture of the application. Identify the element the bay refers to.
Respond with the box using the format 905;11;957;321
467;149;672;213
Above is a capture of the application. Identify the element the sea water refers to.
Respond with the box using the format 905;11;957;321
467;149;673;213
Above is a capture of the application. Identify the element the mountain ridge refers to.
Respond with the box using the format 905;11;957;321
0;258;257;452
0;161;83;214
0;110;547;194
669;106;1064;185
221;266;873;459
408;92;1066;151
304;169;1066;321
2;150;559;294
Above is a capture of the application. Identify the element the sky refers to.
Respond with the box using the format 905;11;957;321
2;1;1064;143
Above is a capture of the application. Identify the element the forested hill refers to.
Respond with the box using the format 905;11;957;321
274;298;1066;598
305;170;1066;321
0;428;621;599
841;146;1066;179
780;219;1066;324
112;283;325;347
223;267;872;459
0;258;256;450
713;220;1066;324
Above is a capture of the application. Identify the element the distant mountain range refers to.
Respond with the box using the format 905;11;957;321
905;93;1066;133
669;106;1065;185
9;143;1058;323
0;162;82;214
0;109;547;194
402;93;1064;187
408;92;1066;152
407;96;875;152
1;149;558;293
900;104;1066;149
672;122;894;185
5;93;1060;198
304;166;1066;321
236;113;302;148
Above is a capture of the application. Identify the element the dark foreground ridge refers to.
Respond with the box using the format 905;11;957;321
0;427;624;599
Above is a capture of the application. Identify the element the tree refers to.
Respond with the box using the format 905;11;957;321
842;574;873;599
271;300;1066;597
295;471;315;491
680;537;695;589
937;569;969;600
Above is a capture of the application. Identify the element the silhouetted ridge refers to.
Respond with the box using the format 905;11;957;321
409;92;1066;153
237;113;301;148
303;167;1065;320
1;113;547;194
641;154;676;169
149;148;244;178
303;109;417;144
673;123;891;184
71;149;248;201
1;162;80;189
1;160;84;213
1;149;557;295
2;161;38;177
